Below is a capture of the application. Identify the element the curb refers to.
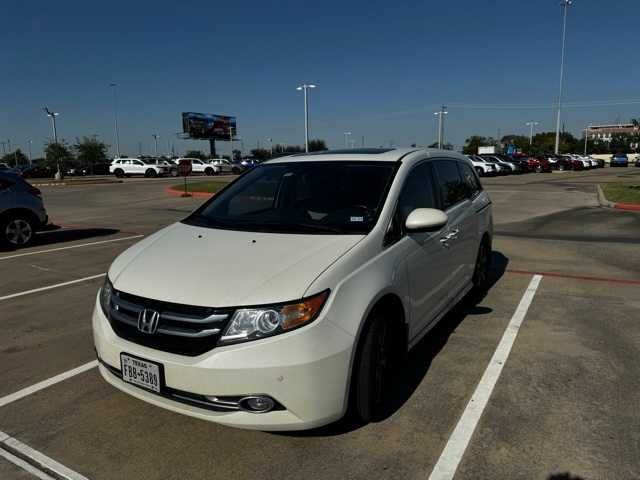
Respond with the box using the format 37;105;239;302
597;184;640;211
165;186;214;198
31;179;122;187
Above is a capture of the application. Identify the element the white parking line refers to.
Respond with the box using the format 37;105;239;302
0;234;143;261
428;274;543;480
1;431;89;480
0;274;105;302
0;447;56;480
0;361;98;409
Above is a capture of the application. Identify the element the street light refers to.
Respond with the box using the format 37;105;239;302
267;138;273;157
152;134;159;157
296;83;316;153
344;132;352;148
434;105;448;149
27;139;32;166
109;83;121;158
525;121;540;145
43;107;62;179
584;124;591;156
554;0;573;155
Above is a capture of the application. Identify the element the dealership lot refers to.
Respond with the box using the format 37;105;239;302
1;168;639;479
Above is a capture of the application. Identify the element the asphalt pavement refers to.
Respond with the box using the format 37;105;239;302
0;168;638;480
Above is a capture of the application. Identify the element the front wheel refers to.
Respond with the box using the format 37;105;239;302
145;169;157;178
352;313;399;423
114;169;124;178
1;214;36;248
205;167;215;176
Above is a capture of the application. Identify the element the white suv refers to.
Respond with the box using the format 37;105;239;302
175;158;219;176
110;158;169;178
466;155;497;176
93;148;493;430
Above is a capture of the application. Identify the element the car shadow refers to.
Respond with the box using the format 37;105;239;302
273;251;509;437
547;474;585;480
0;226;120;252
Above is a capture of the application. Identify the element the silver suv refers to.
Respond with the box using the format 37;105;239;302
0;172;48;247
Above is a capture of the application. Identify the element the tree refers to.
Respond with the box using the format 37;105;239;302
0;149;29;168
531;131;579;154
308;139;327;152
74;137;108;173
44;142;74;177
185;150;207;161
462;136;495;154
250;148;271;161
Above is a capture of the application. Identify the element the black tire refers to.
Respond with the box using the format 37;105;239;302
205;167;215;176
114;169;124;178
535;165;542;173
1;213;36;248
170;168;178;177
472;239;491;294
475;167;484;177
145;169;157;178
352;312;398;423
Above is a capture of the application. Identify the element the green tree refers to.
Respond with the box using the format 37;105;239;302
74;136;108;173
250;148;271;161
308;139;327;152
530;131;579;154
185;150;207;161
44;142;74;177
0;149;29;168
462;136;495;154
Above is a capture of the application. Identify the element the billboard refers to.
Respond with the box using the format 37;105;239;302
181;112;237;140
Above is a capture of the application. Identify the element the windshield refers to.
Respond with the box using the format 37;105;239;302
184;161;397;234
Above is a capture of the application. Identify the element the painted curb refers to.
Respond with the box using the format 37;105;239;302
31;180;122;187
597;184;640;211
165;186;214;198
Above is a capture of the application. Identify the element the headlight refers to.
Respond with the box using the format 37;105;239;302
219;290;329;345
99;277;113;317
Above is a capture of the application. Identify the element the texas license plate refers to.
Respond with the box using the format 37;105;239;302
120;354;162;393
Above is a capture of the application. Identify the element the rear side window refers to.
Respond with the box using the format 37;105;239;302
458;162;481;198
434;160;467;209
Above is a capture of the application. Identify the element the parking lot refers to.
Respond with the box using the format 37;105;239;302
1;168;639;479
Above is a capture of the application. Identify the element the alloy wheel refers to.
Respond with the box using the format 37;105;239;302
5;219;33;246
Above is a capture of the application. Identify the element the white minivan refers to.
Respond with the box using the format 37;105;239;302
93;148;493;430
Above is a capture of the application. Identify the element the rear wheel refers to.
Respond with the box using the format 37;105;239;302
114;169;124;178
475;167;484;177
472;239;491;294
145;169;157;178
1;214;36;248
205;167;215;176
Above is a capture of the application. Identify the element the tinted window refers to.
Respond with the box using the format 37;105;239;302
435;160;467;209
458;162;481;198
396;163;436;225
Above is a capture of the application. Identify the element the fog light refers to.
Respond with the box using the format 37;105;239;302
239;396;275;413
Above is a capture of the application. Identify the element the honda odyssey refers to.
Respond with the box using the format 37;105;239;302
93;148;493;430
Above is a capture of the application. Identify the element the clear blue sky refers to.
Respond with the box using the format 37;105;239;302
2;0;639;158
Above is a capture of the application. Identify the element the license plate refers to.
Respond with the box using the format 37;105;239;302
120;354;162;393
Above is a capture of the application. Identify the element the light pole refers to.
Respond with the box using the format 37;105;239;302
109;83;121;158
268;138;273;157
554;0;573;155
296;83;316;153
344;132;352;148
584;125;590;156
44;107;62;179
27;139;32;166
434;105;448;149
0;142;5;155
525;121;539;145
152;134;159;157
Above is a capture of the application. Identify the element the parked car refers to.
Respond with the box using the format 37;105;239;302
21;165;57;178
591;157;605;168
145;158;179;177
109;158;170;178
0;172;48;247
634;157;640;167
173;158;219;176
610;153;629;167
0;163;22;175
481;155;518;174
240;158;259;169
465;155;497;177
93;148;493;430
209;158;243;174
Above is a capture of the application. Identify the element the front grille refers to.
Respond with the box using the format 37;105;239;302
107;289;233;356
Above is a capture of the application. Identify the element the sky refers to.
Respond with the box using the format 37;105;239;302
2;0;640;158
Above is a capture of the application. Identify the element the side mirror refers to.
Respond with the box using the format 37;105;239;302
405;208;448;232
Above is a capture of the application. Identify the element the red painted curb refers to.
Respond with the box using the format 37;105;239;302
615;203;640;212
507;269;640;285
165;186;214;198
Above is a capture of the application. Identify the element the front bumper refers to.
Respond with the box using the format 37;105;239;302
92;297;354;430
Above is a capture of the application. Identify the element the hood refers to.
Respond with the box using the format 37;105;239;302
109;222;363;307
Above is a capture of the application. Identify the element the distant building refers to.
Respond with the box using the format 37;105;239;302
587;123;639;142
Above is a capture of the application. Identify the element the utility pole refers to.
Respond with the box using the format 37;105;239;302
555;0;573;155
268;138;273;157
361;135;365;148
43;107;62;179
138;142;142;156
584;125;590;156
0;142;5;155
525;121;540;145
109;83;121;158
27;139;32;166
434;105;448;149
296;84;317;153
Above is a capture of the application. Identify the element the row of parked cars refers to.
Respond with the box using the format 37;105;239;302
464;153;637;177
108;157;258;178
